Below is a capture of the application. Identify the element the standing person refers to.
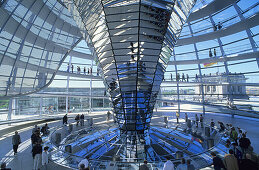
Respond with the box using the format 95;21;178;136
214;49;216;57
170;73;173;80
78;156;89;169
239;133;251;154
32;125;38;134
232;143;242;160
239;153;257;170
163;157;175;170
75;114;80;126
12;131;21;155
32;142;42;170
210;152;225;170
209;49;213;57
230;127;238;143
71;64;74;73
139;160;149;170
31;131;38;147
41;123;49;136
185;113;188;122
186;160;195;170
107;111;111;121
84;67;86;75
210;119;215;130
67;63;70;72
223;149;239;170
200;114;204;128
195;114;199;127
176;111;180;124
42;146;49;170
63;114;68;125
80;114;85;126
176;158;187;170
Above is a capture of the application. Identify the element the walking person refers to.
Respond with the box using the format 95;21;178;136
12;131;21;155
186;74;189;82
71;64;74;73
63;114;68;125
32;142;42;170
163;156;175;170
42;146;49;170
214;49;216;57
80;114;85;126
75;114;80;126
182;73;185;82
176;111;180;124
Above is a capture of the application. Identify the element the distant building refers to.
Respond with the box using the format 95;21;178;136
195;73;248;101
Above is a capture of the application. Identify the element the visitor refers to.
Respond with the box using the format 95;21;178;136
200;114;204;128
225;139;232;153
214;49;216;57
0;162;11;170
182;73;185;82
210;119;215;130
239;153;257;170
41;123;49;136
32;141;42;170
213;24;217;31
210;152;225;170
107;111;111;121
223;149;239;170
239;133;251;154
79;163;86;170
217;22;222;30
232;143;242;160
80;114;85;126
139;160;149;170
63;114;68;125
32;125;38;134
230;127;238;143
209;49;213;58
176;111;180;124
12;131;21;155
186;74;189;82
71;64;74;73
78;156;89;169
31;130;42;147
176;158;187;170
218;121;225;132
195;74;198;82
195;114;199;127
186;160;195;170
83;67;86;75
163;156;175;170
185;113;188;122
42;146;49;170
75;114;80;126
67;63;70;72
